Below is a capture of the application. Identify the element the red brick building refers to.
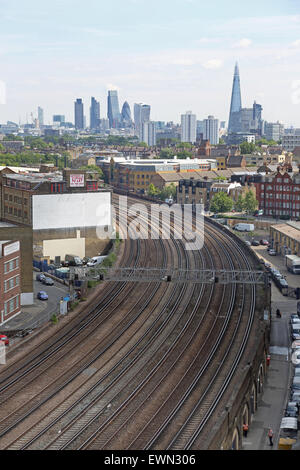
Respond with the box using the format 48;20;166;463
256;169;300;219
0;240;21;325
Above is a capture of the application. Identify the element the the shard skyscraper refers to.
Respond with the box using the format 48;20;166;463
228;62;242;134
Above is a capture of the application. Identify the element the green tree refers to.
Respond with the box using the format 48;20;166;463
210;192;233;213
240;141;256;154
159;148;175;159
243;190;258;214
80;165;104;179
148;183;160;197
235;194;245;212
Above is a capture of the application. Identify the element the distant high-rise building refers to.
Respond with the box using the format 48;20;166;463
74;98;84;130
203;115;219;145
38;107;44;127
134;103;151;138
181;111;196;143
107;90;121;128
121;101;132;127
228;62;242;134
141;121;156;146
53;115;65;125
90;97;100;130
253;101;263;133
264;121;284;142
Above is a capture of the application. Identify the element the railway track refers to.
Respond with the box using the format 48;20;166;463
0;196;262;450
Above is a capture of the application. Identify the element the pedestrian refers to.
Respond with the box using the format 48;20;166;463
268;428;274;446
243;423;249;437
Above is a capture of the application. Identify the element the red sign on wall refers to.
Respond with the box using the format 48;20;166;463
70;174;84;187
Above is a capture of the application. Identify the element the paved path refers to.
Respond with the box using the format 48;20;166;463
242;282;297;450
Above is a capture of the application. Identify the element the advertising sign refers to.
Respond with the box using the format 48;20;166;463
70;174;84;187
3;241;20;257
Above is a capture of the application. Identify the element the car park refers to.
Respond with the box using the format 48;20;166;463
0;335;9;346
285;402;299;418
37;291;48;301
42;277;54;286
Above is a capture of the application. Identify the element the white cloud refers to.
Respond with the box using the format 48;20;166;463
291;39;300;47
233;38;252;48
202;59;223;69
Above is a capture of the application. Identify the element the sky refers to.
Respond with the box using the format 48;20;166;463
0;0;300;127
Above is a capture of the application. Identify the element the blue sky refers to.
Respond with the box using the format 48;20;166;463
0;0;300;126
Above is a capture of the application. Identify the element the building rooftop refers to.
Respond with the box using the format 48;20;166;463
271;223;300;242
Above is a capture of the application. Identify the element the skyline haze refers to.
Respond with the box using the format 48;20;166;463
0;0;299;127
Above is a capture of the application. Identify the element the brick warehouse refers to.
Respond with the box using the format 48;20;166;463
0;240;21;324
255;167;300;220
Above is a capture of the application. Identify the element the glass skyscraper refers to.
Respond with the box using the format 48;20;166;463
107;90;121;128
74;98;84;130
90;97;100;130
228;62;242;134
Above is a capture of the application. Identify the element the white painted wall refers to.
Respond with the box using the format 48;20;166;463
43;230;85;260
32;192;111;230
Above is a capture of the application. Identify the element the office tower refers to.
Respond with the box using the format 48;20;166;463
107;90;121;128
134;103;151;137
121;101;132;127
53;115;65;125
264;122;285;142
228;62;242;134
203;115;219;145
37;107;44;127
74;98;84;130
90;97;100;130
181;111;196;143
141;121;156;146
253;101;263;133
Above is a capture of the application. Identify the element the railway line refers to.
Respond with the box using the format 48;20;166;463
0;195;267;450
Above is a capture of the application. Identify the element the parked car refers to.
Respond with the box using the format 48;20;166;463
254;209;263;217
285;402;299;417
36;273;46;282
279;278;288;289
291;314;300;322
87;256;106;268
269;249;276;256
260;239;269;246
291;324;300;340
0;334;9;346
251;240;260;246
37;291;48;301
291;377;300;391
279;417;298;440
42;277;54;286
245;240;251;246
233;223;255;232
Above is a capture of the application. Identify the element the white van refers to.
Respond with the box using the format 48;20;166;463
87;256;106;267
233;223;255;232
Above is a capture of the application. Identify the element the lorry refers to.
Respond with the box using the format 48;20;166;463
286;255;300;274
233;223;255;232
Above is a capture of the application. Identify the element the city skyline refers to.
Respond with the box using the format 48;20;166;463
0;0;300;126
